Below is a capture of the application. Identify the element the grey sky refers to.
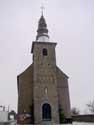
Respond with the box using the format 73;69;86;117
0;0;94;113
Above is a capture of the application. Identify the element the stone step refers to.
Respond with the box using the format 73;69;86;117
40;121;55;125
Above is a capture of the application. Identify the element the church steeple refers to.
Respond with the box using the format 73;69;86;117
36;13;49;41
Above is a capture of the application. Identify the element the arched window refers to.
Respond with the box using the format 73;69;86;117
43;48;48;56
42;103;51;121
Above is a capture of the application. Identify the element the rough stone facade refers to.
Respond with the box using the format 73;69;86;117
32;42;59;124
56;67;71;118
17;65;33;124
17;41;71;124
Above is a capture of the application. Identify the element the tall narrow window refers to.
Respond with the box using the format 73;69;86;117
43;48;48;56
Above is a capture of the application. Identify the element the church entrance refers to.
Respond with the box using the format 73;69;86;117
42;103;51;121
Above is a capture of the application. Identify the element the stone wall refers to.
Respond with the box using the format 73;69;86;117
56;66;71;118
32;42;59;124
72;114;94;122
17;64;33;114
17;41;72;124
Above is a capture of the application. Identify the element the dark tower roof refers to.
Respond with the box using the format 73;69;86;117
36;14;49;40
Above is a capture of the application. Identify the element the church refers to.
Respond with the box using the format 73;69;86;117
17;13;72;124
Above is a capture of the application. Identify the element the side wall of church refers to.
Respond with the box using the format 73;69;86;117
17;64;33;114
56;67;71;118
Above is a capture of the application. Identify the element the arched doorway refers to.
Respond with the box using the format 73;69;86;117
42;103;51;121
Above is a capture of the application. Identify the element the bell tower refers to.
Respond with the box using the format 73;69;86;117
31;14;60;124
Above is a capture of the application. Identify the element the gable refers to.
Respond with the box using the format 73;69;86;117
17;64;33;93
56;66;69;79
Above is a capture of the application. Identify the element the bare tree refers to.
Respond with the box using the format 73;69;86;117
71;107;80;115
86;100;94;113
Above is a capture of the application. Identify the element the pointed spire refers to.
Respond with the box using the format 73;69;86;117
36;9;49;41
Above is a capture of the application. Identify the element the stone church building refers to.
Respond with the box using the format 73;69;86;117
17;14;72;124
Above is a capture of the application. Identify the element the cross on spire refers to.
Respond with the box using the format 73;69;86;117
41;5;45;16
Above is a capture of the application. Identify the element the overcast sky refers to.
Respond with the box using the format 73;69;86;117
0;0;94;113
